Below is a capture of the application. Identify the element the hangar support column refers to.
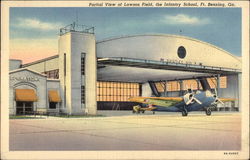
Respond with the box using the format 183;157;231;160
179;80;184;96
142;83;152;97
216;75;220;96
196;79;200;90
164;81;168;97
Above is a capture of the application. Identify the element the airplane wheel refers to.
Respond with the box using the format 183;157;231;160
182;109;188;116
206;108;211;116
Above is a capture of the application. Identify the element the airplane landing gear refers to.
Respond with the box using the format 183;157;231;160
182;108;188;116
133;105;141;114
205;108;211;116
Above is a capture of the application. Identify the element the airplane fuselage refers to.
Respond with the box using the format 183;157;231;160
154;91;216;112
131;78;234;116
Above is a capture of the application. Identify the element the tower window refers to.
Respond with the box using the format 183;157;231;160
81;53;85;75
81;86;85;104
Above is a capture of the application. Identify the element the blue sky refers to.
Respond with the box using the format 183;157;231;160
10;7;241;63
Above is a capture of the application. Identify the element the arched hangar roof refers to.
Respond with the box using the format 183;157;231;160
96;34;241;70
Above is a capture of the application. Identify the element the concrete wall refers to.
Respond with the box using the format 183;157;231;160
47;80;60;89
9;69;47;115
219;74;240;109
47;79;61;112
9;60;22;71
97;34;241;69
59;33;71;114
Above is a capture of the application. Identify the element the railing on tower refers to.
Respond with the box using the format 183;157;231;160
59;22;94;36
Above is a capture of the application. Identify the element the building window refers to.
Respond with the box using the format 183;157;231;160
64;53;66;76
81;86;85;103
49;102;57;109
207;76;227;89
155;82;165;92
219;76;227;88
81;53;85;75
177;46;186;59
42;69;59;79
183;80;200;90
97;81;140;102
167;81;181;91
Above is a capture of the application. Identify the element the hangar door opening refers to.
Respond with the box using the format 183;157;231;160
97;57;241;112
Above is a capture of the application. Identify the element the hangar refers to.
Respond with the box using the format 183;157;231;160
9;23;241;115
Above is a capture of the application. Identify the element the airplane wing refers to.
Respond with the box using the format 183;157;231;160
140;107;157;111
219;98;236;102
129;97;183;107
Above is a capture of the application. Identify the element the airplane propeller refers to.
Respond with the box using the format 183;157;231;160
212;87;224;105
184;93;202;105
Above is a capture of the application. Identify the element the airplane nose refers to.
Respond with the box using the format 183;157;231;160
205;90;213;97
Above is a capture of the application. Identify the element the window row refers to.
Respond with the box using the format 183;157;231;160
97;82;139;89
97;96;133;102
97;88;139;96
155;77;227;92
81;86;85;104
97;81;140;102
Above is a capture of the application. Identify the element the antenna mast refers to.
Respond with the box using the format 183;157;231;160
179;29;182;35
76;11;78;24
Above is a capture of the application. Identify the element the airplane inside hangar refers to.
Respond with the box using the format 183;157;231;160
9;23;241;115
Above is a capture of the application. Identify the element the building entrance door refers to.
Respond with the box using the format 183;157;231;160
16;101;33;115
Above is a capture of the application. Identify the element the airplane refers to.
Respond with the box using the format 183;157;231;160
129;78;235;116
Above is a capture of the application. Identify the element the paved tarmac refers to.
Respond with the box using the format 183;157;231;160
9;112;241;151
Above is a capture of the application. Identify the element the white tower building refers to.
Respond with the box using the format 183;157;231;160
58;23;97;115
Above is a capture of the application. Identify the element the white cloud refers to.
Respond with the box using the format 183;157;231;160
16;18;63;30
162;14;210;25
